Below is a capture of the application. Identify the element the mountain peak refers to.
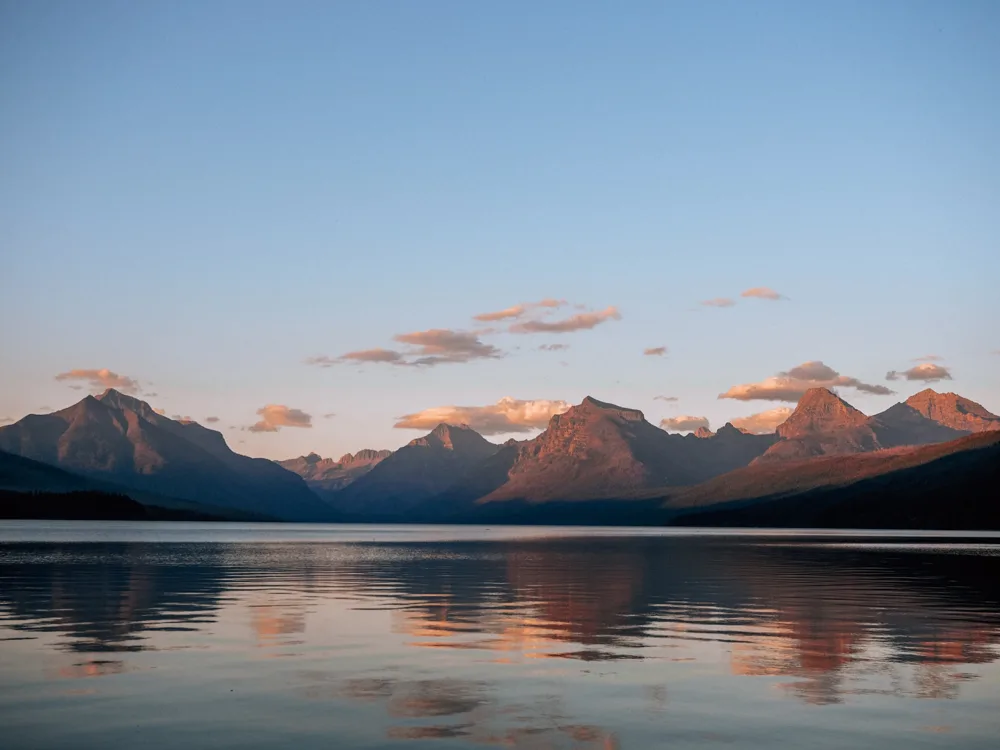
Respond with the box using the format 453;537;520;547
407;423;494;452
95;388;154;415
776;388;869;439
693;427;715;438
903;389;1000;432
716;422;752;437
567;396;645;423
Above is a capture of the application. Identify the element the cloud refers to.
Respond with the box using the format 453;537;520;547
344;348;407;364
741;287;785;301
701;298;735;308
886;363;953;382
473;298;566;322
719;360;895;401
323;412;336;419
309;329;501;369
67;385;83;391
205;416;220;423
248;405;313;433
394;397;570;435
539;343;569;351
54;368;141;394
653;395;678;402
171;415;193;422
392;329;501;366
509;306;621;334
643;346;668;356
154;408;167;416
659;415;710;432
146;392;158;398
730;407;794;434
913;354;943;362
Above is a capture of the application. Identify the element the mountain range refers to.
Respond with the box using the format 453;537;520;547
1;387;997;528
277;449;391;493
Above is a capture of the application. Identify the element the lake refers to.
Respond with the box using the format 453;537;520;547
1;522;999;749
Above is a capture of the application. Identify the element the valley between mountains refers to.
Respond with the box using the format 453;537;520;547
1;387;998;528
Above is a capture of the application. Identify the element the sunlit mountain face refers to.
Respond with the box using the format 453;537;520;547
2;526;999;748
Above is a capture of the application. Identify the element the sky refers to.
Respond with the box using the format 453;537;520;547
1;0;998;460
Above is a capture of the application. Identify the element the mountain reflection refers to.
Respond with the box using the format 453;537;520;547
1;534;999;717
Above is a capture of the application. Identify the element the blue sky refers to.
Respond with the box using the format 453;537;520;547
2;0;998;459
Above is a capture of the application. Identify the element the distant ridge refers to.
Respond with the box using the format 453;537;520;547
328;423;499;517
278;448;391;492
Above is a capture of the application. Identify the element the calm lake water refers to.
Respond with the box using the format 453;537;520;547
1;523;999;749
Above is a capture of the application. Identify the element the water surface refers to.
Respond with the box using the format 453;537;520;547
1;522;999;749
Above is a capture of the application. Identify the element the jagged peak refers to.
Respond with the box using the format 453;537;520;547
796;387;859;409
569;396;645;422
902;388;999;429
715;422;752;437
337;449;391;464
693;426;715;438
407;423;492;451
95;388;156;414
777;388;869;438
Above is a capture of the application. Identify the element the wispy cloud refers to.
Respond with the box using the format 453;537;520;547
643;346;668;356
323;412;336;419
730;407;794;434
54;368;141;394
741;287;785;301
720;361;894;401
205;416;220;423
394;397;570;435
539;343;570;352
474;298;566;322
392;329;502;366
653;395;678;402
0;416;13;424
248;405;313;433
659;415;710;432
509;306;621;334
913;354;943;362
886;363;952;382
701;298;736;308
308;329;501;368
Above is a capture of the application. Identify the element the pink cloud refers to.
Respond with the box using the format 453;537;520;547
394;397;570;435
886;363;952;382
741;287;785;301
473;298;566;322
509;306;621;334
730;406;794;434
54;368;141;394
720;361;894;401
659;415;710;432
248;405;313;433
701;298;736;308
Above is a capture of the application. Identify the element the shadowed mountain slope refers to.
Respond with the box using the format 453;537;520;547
0;391;334;521
328;423;498;516
673;430;1000;529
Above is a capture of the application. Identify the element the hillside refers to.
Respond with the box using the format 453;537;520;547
0;390;335;521
673;430;1000;529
